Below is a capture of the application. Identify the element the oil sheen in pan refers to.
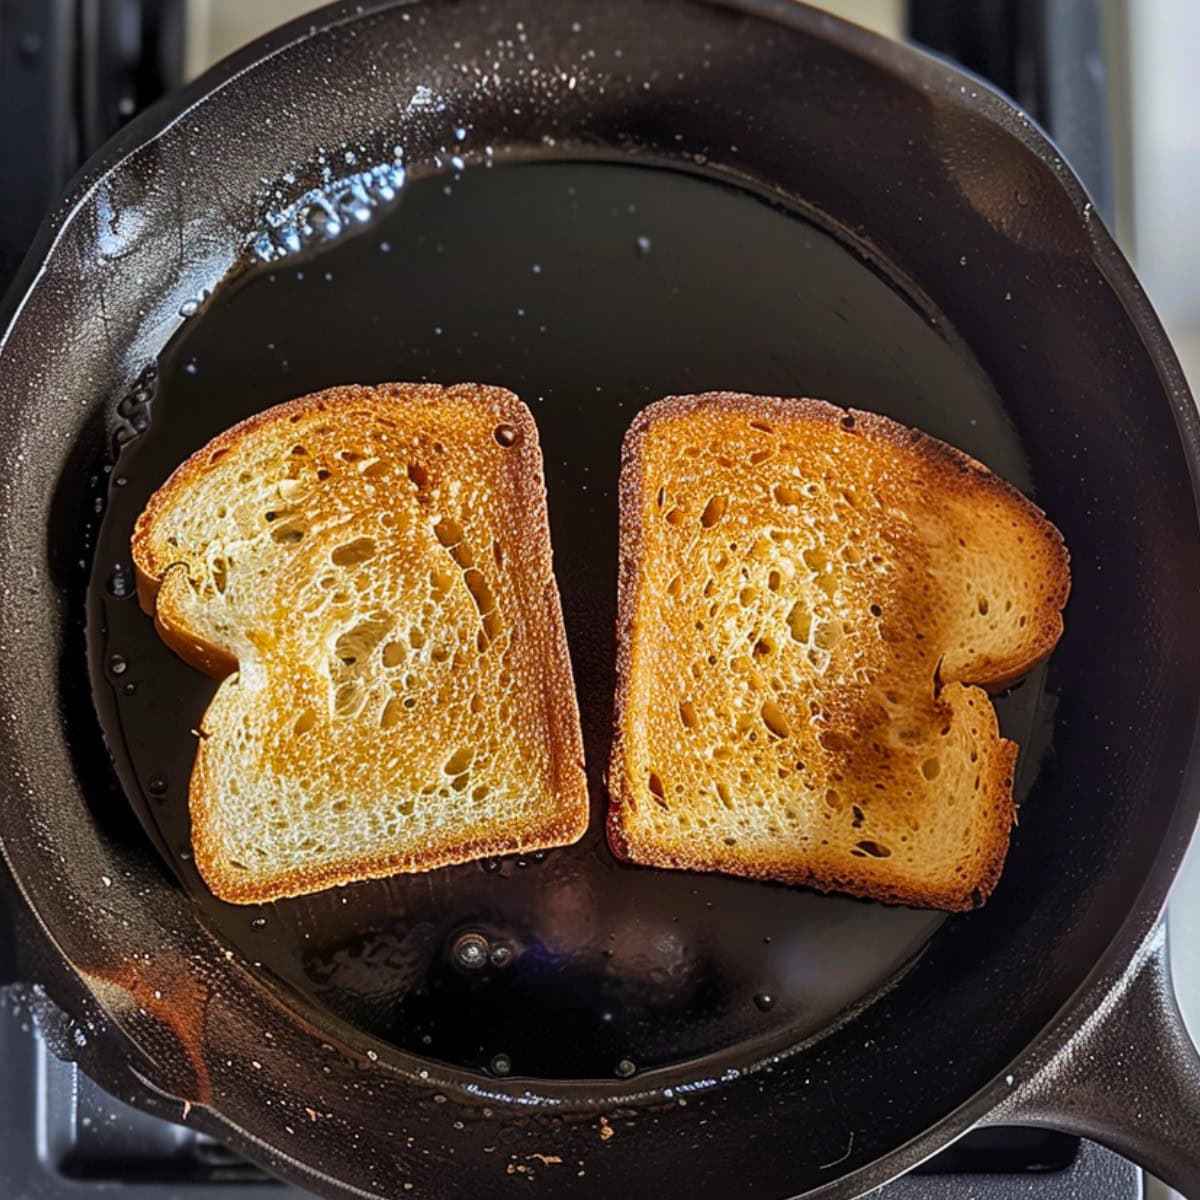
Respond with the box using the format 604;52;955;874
88;159;1052;1082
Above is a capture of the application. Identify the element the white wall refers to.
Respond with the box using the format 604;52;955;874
184;0;905;79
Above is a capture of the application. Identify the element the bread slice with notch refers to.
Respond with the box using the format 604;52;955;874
132;382;588;904
609;393;1069;911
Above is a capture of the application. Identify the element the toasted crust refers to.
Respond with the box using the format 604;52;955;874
133;383;588;903
608;393;1069;911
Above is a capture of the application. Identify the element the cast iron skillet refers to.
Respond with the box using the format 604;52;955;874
1;1;1200;1196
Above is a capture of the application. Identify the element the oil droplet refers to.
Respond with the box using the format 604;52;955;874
147;775;167;796
489;943;513;968
753;992;776;1012
122;682;137;696
109;654;127;676
452;931;489;969
250;917;267;930
303;205;336;237
636;234;652;255
490;1053;512;1076
615;1058;636;1078
106;565;134;598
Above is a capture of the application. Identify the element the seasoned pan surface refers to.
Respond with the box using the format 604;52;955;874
89;159;1050;1081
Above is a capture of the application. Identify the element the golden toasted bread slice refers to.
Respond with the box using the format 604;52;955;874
609;393;1069;910
133;383;588;903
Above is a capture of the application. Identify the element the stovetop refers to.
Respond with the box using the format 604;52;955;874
0;983;1144;1200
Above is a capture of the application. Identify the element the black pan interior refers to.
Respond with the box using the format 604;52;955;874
89;158;1052;1081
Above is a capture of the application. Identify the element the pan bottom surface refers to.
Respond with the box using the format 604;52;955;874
87;158;1049;1082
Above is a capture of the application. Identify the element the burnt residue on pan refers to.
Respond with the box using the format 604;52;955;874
87;160;1054;1082
78;954;214;1105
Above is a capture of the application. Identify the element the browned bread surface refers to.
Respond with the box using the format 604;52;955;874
609;393;1069;910
132;383;588;903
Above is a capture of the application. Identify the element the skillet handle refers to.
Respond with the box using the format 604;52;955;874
984;923;1200;1198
